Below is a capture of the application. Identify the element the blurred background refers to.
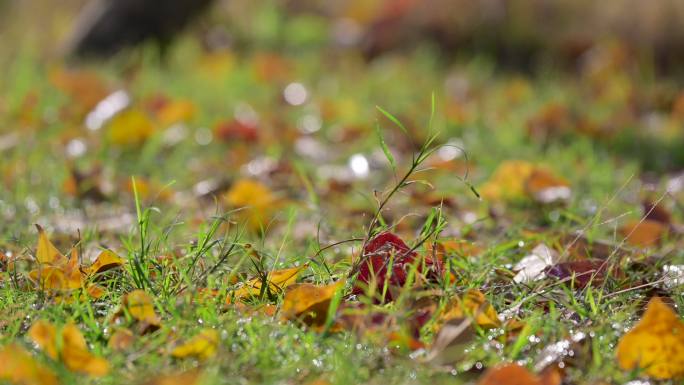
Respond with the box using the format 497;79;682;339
2;0;684;237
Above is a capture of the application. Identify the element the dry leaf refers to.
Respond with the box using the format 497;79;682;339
282;281;344;326
155;100;196;127
514;244;558;283
224;179;280;230
60;323;109;376
619;219;666;248
228;265;305;303
171;328;219;361
477;364;542;385
0;343;59;385
35;225;67;265
108;328;135;351
439;289;501;329
481;161;570;204
28;319;59;360
29;320;109;377
616;296;684;379
525;169;571;204
86;250;124;276
121;290;161;326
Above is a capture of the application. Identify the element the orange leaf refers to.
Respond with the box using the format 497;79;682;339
619;219;666;248
28;320;59;360
477;364;542;385
60;323;110;376
86;250;124;276
616;297;684;379
122;290;161;326
281;281;344;326
439;289;500;329
108;328;135;351
0;344;59;385
227;265;306;303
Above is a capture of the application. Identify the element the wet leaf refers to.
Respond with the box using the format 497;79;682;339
171;328;219;361
616;296;684;379
352;232;443;303
544;260;610;288
282;281;345;326
0;343;59;385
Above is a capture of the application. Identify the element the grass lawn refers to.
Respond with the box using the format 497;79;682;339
1;5;684;385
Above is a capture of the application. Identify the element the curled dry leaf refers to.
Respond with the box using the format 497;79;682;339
171;328;219;361
86;249;125;276
29;320;109;377
281;281;345;327
227;265;306;303
616;296;684;379
514;244;558;284
352;232;443;303
619;219;667;248
0;343;59;385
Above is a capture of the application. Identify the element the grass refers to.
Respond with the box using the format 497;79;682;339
1;10;684;384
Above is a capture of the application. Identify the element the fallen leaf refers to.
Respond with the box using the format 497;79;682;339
120;290;161;327
228;265;306;303
86;250;124;276
171;328;219;361
282;281;345;326
352;232;443;303
35;225;66;265
224;179;280;230
106;108;155;147
29;320;109;377
28;319;59;360
514;244;558;283
0;343;59;385
481;161;570;204
544;260;611;288
616;296;684;379
439;289;501;329
60;323;109;376
477;364;542;385
155;99;196;127
108;328;135;351
619;219;666;248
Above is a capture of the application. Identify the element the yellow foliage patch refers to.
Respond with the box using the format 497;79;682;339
171;328;219;361
616;297;684;379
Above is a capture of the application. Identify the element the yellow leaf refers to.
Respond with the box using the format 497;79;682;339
619;219;666;248
440;289;500;329
0;343;59;385
616;297;684;379
86;250;124;276
155;100;196;127
224;179;280;230
107;109;155;147
122;290;161;326
171;328;219;361
86;285;106;299
480;161;570;204
60;323;109;376
227;266;306;303
281;281;344;326
35;225;66;265
28;320;59;360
